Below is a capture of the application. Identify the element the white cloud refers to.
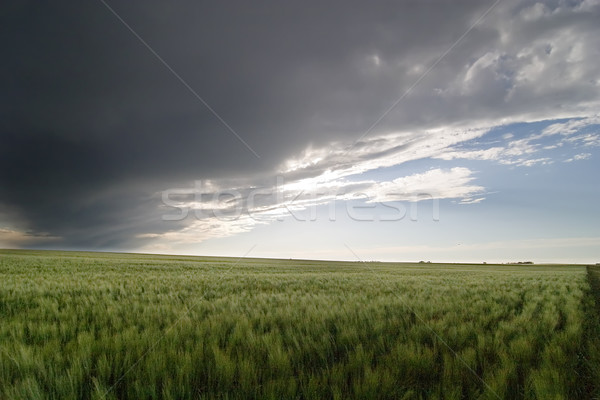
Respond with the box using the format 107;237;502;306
435;136;544;166
542;115;600;136
437;147;504;162
563;133;600;147
436;115;599;166
516;157;553;167
281;126;490;179
564;153;591;162
138;215;268;250
459;197;486;205
365;168;483;203
145;166;484;250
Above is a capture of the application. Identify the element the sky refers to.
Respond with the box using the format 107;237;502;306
1;0;599;263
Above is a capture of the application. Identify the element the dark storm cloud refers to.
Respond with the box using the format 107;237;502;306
1;0;599;249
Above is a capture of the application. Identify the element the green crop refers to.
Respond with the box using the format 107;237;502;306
0;250;598;399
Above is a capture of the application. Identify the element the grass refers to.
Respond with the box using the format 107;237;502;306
0;249;599;399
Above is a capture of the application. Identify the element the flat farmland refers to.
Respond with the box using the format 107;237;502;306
1;250;599;399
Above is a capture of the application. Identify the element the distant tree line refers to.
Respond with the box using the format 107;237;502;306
507;261;534;265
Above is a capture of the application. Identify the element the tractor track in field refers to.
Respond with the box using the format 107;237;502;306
579;265;600;399
587;266;600;315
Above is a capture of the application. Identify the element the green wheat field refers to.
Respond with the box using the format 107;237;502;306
1;249;600;399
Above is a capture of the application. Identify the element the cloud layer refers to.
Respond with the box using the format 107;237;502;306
1;0;599;250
